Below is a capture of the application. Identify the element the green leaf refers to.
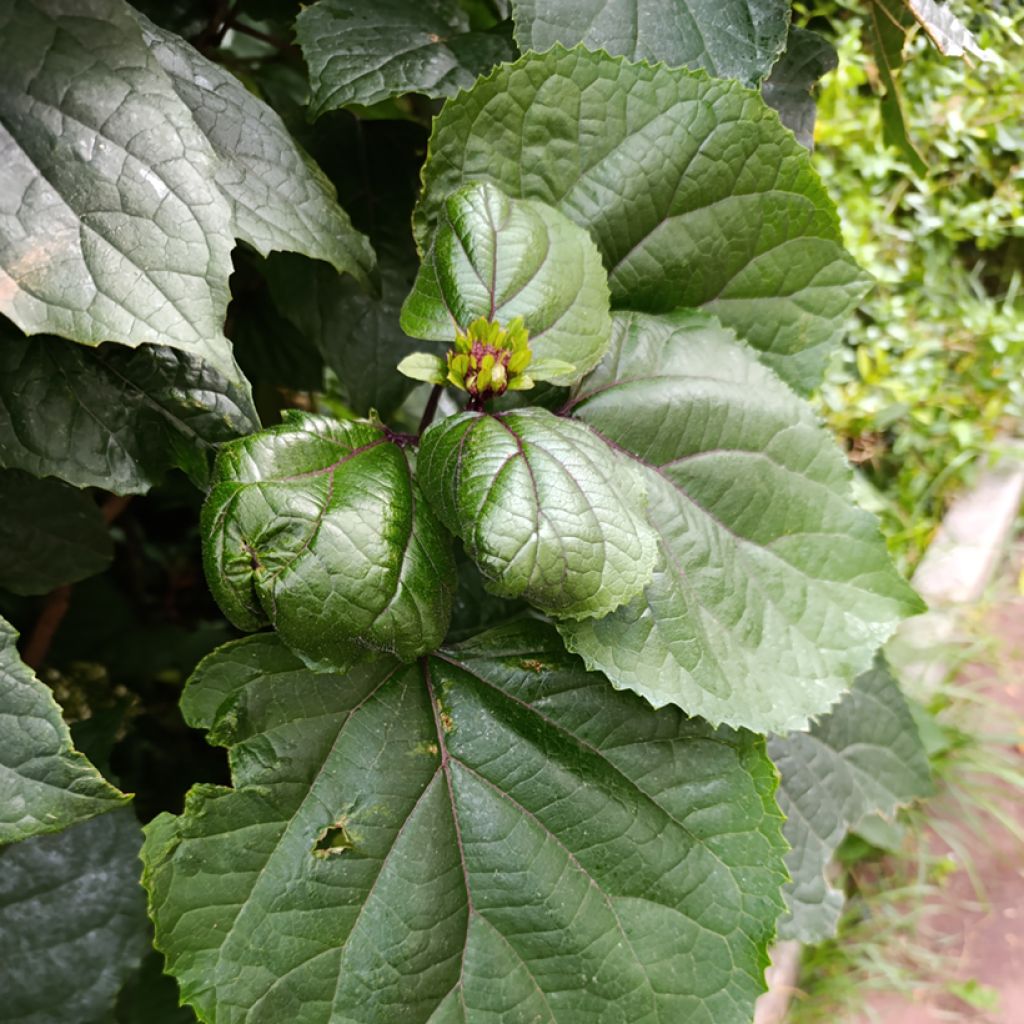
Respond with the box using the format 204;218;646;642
0;320;258;494
559;311;923;732
418;407;657;619
296;0;515;115
397;352;449;385
264;245;433;418
510;0;790;85
768;659;932;942
761;27;838;150
865;0;928;175
202;411;455;670
402;182;612;385
415;46;870;392
0;810;149;1024
0;0;370;377
0;470;112;596
0;614;129;843
143;623;787;1024
107;951;197;1024
135;11;373;282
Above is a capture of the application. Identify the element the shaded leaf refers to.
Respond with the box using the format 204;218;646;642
0;614;129;844
106;951;197;1024
143;622;787;1024
415;46;869;392
297;0;515;115
0;320;258;494
559;311;923;732
865;0;928;174
0;470;112;595
0;810;149;1024
418;408;657;619
264;245;432;418
202;411;455;670
136;11;373;282
511;0;790;85
402;182;612;385
768;659;932;941
761;27;838;150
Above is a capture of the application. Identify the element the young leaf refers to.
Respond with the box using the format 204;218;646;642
397;352;449;385
0;615;129;844
769;659;932;942
202;412;455;671
135;11;374;282
559;311;924;733
402;182;612;386
0;810;150;1024
0;470;112;596
0;0;370;378
415;46;869;393
761;26;839;150
510;0;790;85
0;321;258;494
418;408;657;619
143;623;787;1024
296;0;515;114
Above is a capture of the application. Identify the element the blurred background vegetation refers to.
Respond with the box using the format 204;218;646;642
798;0;1024;574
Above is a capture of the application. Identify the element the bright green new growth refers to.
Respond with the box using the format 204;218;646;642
418;407;658;619
202;411;455;671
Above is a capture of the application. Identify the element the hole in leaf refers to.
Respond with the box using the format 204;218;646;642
312;817;355;858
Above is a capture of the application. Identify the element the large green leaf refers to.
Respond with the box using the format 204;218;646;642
510;0;790;85
761;27;838;150
415;45;869;392
418;408;657;619
0;470;112;595
0;614;129;843
0;320;257;494
0;810;149;1024
402;182;612;385
202;411;455;671
143;623;787;1024
296;0;515;115
559;311;923;732
0;0;370;377
136;12;372;280
768;660;932;942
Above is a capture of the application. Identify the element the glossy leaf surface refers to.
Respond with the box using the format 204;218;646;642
511;0;790;85
769;660;932;941
0;615;128;844
402;182;612;385
297;0;515;114
560;311;923;732
418;408;657;619
415;46;869;392
143;623;787;1024
203;412;455;670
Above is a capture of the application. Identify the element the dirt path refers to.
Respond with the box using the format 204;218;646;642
847;580;1024;1023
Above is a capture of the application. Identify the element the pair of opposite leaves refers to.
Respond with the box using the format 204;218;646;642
204;182;657;673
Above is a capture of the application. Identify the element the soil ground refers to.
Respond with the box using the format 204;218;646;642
842;559;1024;1023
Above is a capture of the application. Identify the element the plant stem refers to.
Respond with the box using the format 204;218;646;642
21;586;71;671
418;385;443;435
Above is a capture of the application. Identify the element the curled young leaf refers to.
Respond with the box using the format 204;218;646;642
417;407;657;619
402;182;612;386
202;412;455;670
